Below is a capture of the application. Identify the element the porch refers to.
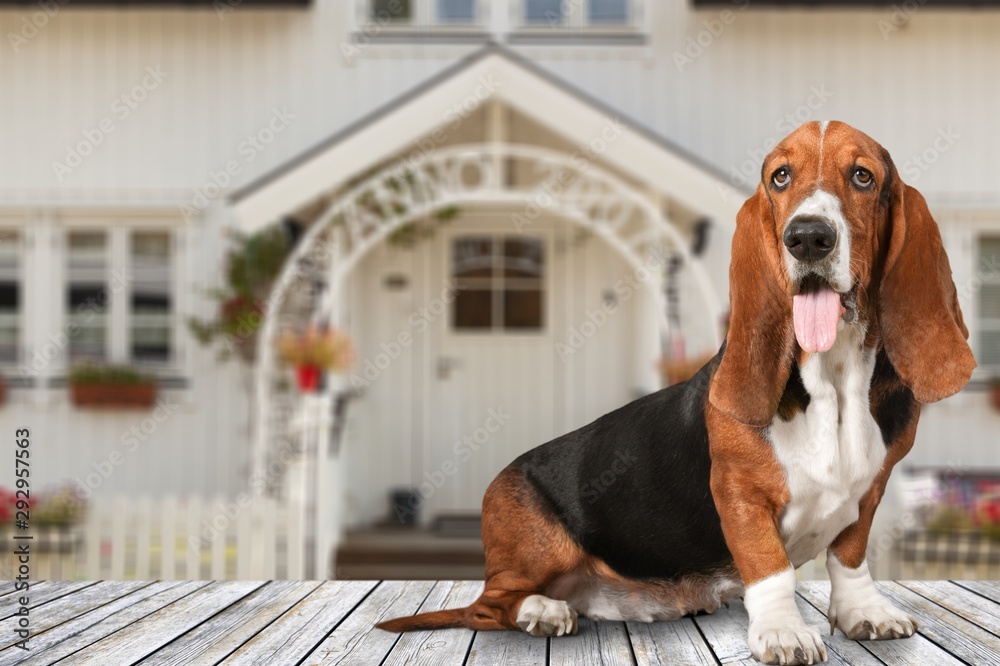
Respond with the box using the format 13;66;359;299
2;579;997;664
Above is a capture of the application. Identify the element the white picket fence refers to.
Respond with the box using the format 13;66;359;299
4;495;315;582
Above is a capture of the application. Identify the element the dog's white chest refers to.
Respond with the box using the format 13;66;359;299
768;326;886;567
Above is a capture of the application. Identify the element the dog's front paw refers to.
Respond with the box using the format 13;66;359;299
516;595;578;637
748;618;828;665
828;598;917;641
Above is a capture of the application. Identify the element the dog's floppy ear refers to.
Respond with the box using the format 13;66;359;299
709;184;795;426
879;168;975;403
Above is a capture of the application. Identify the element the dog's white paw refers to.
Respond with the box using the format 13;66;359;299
516;595;578;637
748;617;828;665
828;598;917;641
826;555;917;641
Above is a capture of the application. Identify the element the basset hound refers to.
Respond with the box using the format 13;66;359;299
376;121;976;665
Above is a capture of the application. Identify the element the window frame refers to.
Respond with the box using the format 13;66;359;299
360;0;491;34
974;233;1000;376
0;229;24;371
56;220;182;378
352;0;647;46
445;229;551;340
514;0;639;32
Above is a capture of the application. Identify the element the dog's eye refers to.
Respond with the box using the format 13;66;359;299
772;167;792;190
852;167;874;188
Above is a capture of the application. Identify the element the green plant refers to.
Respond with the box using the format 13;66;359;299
187;225;292;362
69;363;153;386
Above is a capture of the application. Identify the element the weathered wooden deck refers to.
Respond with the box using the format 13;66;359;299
0;580;998;664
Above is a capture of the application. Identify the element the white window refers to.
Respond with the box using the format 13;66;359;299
0;232;21;365
517;0;636;30
977;235;1000;370
64;227;174;368
357;0;642;40
366;0;485;29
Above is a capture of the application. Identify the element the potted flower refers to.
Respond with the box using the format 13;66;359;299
276;325;354;393
69;363;157;409
188;225;291;363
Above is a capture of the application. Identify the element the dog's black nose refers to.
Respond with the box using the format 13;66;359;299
783;218;837;262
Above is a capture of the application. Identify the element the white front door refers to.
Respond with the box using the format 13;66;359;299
423;229;557;518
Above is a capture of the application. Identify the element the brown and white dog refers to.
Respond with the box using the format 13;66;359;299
377;121;976;665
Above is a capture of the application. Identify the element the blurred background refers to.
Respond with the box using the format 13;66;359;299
0;0;998;584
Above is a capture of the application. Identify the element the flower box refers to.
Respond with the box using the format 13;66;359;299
70;383;157;409
68;364;158;409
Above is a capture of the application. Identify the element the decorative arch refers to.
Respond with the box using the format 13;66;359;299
252;143;724;481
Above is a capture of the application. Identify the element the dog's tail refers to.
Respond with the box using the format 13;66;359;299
376;601;508;633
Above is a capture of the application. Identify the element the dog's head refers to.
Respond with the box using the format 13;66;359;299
709;121;975;426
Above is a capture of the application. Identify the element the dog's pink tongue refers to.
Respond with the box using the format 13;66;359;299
793;286;843;353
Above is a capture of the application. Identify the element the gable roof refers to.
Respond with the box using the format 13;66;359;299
230;42;743;232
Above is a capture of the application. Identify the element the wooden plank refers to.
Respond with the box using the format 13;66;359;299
0;581;95;620
465;625;547;666
905;580;1000;637
797;581;966;666
878;582;1000;665
137;580;322;665
952;579;1000;601
695;593;879;665
60;580;264;665
219;579;378;665
0;580;151;651
304;579;436;665
549;618;635;666
691;602;758;665
7;581;206;666
792;594;884;666
382;581;482;666
627;617;718;666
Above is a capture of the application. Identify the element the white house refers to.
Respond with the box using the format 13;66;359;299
2;0;998;578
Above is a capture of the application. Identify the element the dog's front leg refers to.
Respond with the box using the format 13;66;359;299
826;450;918;641
709;407;827;666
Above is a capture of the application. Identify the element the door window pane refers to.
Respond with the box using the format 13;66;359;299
504;290;542;329
67;231;108;361
454;290;494;329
